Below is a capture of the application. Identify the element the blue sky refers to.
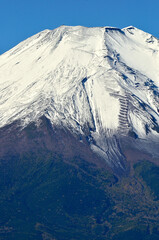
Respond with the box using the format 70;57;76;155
0;0;159;54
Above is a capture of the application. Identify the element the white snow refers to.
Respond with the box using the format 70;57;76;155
0;25;159;166
0;26;121;131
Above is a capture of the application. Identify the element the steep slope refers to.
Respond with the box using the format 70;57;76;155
0;25;159;168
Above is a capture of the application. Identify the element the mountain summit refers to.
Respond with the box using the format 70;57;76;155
1;25;159;170
1;25;159;240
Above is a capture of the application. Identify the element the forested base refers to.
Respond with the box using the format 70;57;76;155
0;152;159;240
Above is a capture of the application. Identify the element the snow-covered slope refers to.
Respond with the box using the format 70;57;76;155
0;25;159;168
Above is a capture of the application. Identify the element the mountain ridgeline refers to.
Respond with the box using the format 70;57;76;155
0;25;159;240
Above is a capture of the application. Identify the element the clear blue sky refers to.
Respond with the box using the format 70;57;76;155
0;0;159;54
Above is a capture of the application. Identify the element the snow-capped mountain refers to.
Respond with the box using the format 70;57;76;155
0;25;159;169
